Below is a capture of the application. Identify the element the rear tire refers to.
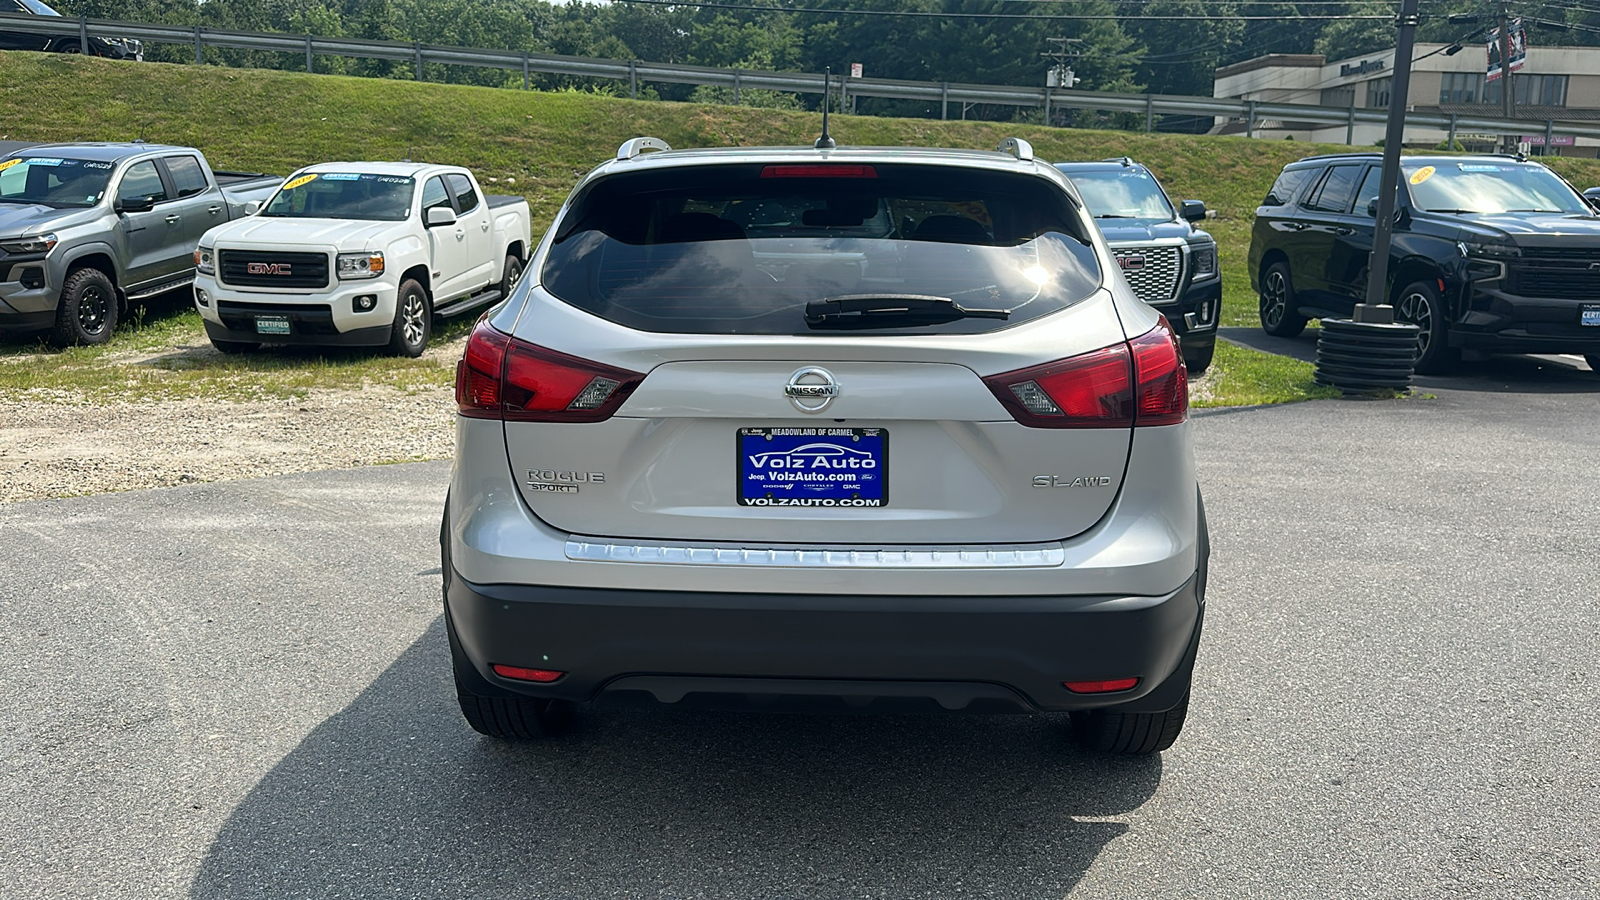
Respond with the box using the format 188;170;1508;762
1182;340;1215;376
210;339;260;355
500;254;524;298
51;267;118;347
1258;261;1308;338
388;279;430;358
1071;690;1190;755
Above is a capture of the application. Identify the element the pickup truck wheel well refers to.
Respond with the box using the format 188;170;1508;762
507;241;526;263
65;255;124;311
400;265;431;298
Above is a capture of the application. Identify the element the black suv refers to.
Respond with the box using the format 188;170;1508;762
0;0;143;60
1249;153;1600;373
1056;158;1221;374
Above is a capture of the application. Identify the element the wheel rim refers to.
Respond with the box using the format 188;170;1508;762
78;285;110;335
506;260;523;290
1261;270;1287;329
402;292;426;348
1396;290;1433;356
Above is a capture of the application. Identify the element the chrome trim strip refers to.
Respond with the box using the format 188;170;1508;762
564;538;1066;568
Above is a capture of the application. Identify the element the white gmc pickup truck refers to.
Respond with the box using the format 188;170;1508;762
193;162;532;356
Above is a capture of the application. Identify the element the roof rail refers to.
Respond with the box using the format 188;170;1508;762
996;137;1034;162
616;137;672;161
1097;156;1135;167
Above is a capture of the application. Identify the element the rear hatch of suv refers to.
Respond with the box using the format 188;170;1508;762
459;158;1184;545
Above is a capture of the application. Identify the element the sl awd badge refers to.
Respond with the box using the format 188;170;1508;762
1033;475;1113;488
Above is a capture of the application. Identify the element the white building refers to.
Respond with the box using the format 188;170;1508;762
1212;44;1600;157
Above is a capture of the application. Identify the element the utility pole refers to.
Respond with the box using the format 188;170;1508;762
1042;37;1083;126
1499;1;1515;136
1359;0;1420;323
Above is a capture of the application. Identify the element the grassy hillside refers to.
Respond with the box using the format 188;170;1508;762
7;51;1600;327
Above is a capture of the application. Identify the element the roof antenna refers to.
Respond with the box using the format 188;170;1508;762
815;67;836;150
403;146;412;163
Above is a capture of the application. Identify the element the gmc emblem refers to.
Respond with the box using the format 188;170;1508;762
246;262;293;276
1117;255;1146;272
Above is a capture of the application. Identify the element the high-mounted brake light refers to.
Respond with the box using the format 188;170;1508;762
982;317;1187;429
455;317;643;422
759;164;878;178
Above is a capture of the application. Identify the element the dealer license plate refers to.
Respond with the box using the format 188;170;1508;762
738;426;888;508
255;315;291;335
1582;304;1600;327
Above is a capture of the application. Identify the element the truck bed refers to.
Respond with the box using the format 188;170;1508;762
487;195;527;209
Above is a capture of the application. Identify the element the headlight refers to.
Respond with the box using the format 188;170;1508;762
1191;244;1218;278
1459;241;1519;259
337;252;385;280
0;233;58;255
194;246;215;274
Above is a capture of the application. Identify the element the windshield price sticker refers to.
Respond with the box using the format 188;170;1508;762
1582;305;1600;327
738;427;888;508
1409;166;1436;185
283;173;319;191
320;173;362;181
0;159;20;173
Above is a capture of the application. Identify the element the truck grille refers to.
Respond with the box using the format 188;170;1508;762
219;250;330;289
1111;245;1184;304
1508;254;1600;300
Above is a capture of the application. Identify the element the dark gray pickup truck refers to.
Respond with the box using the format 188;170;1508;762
0;142;280;345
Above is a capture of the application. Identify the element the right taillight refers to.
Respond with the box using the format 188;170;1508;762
455;317;643;422
983;317;1187;428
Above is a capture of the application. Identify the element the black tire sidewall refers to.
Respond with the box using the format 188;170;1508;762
389;280;431;357
1395;280;1454;373
1259;262;1307;338
1182;340;1215;375
54;269;118;347
501;255;524;297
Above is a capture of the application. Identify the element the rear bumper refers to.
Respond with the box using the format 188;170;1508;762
446;567;1203;713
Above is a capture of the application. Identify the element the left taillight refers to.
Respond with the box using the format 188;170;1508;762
455;317;643;422
982;317;1187;428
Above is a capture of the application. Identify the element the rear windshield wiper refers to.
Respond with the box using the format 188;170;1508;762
805;293;1011;328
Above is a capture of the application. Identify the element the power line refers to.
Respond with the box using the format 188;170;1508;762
608;0;1392;19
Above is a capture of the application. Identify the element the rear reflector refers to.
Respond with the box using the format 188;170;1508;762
760;164;877;178
456;316;644;422
492;664;566;683
1063;677;1140;694
982;317;1187;429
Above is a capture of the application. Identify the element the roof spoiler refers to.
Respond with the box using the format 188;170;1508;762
617;137;672;161
995;137;1034;162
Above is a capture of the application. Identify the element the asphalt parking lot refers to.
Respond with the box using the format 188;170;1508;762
3;370;1598;899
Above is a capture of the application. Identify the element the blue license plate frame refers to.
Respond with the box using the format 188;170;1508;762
737;427;888;508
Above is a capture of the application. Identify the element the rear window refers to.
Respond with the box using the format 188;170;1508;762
1263;167;1315;207
542;163;1102;335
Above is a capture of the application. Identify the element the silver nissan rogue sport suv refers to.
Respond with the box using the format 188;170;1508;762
442;136;1208;754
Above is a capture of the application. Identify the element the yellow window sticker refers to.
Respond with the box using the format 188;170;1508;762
283;173;319;191
0;158;21;173
1409;166;1436;185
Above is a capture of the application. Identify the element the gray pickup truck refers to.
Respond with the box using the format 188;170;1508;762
0;142;280;345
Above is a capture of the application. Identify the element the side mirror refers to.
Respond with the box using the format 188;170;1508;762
426;206;457;228
117;195;155;214
243;199;262;216
1366;198;1379;217
1179;200;1207;223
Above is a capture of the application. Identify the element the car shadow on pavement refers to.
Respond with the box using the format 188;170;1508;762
190;617;1162;900
1219;326;1600;395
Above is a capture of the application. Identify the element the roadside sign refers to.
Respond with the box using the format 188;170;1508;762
850;63;863;79
1487;17;1527;82
1520;134;1575;146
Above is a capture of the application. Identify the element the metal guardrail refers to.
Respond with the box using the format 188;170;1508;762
6;9;1599;142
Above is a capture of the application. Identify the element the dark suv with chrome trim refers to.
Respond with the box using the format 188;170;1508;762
1056;158;1221;374
1250;153;1600;373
